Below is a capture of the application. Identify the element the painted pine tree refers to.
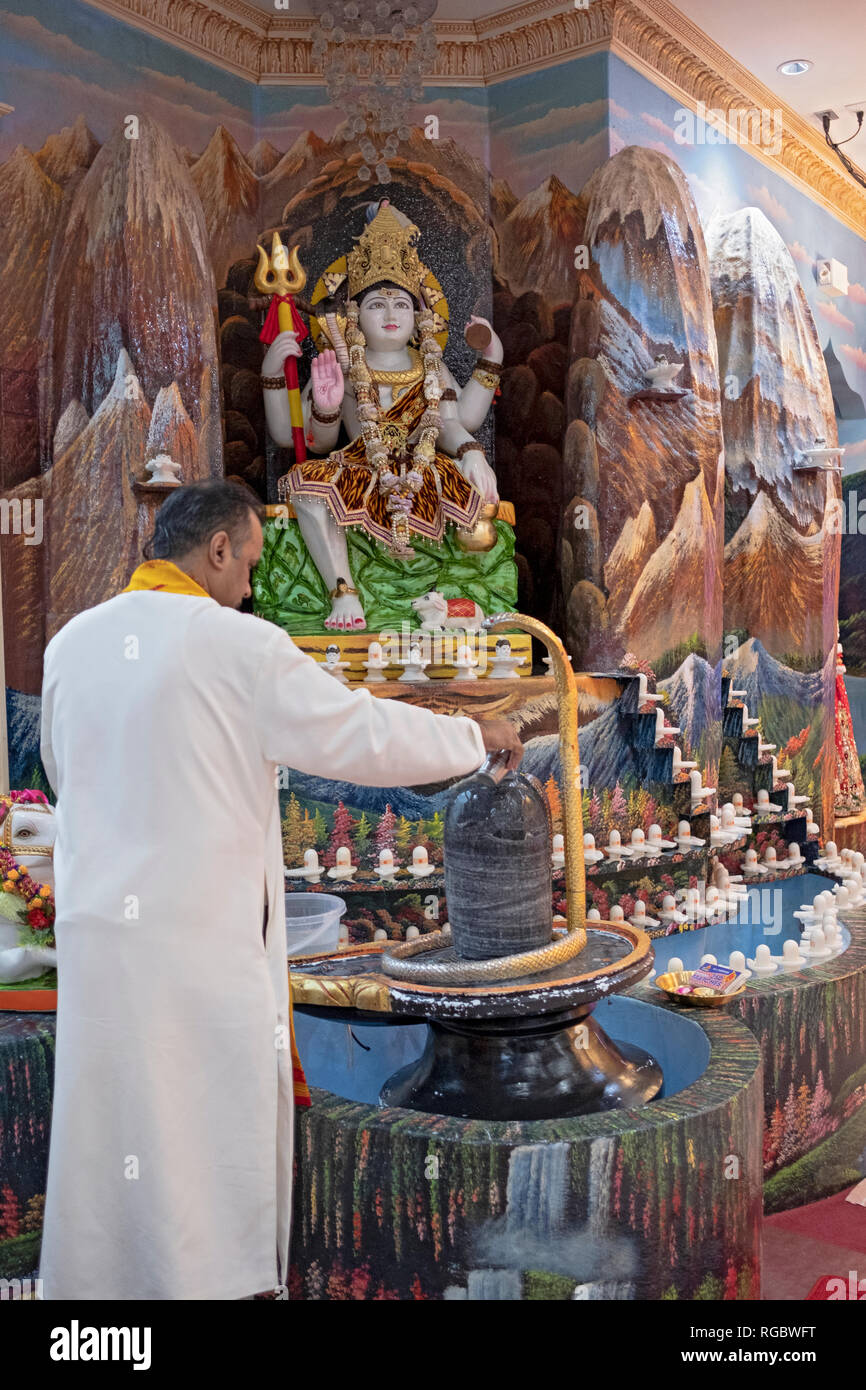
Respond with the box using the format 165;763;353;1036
375;805;397;855
326;802;359;868
354;812;373;861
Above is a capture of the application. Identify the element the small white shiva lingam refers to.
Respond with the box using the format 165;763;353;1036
748;943;777;976
603;828;630;859
816;840;844;872
769;757;790;784
676;818;705;849
143;452;182;487
794;890;835;925
644;354;684;391
410;845;436;878
722;801;751;832
375;848;401;880
628;828;650;857
757;736;776;758
773;938;807;971
629;899;660;930
806;815;820;836
659;894;687;924
551;833;566;868
794;436;845;472
729;688;747;702
399;644;430;683
754;788;782;815
646;823;676;852
784;784;809;811
671;745;697;773
740;702;759;730
487;637;527;680
582;832;604;863
785;842;804;869
453;643;479;681
655;707;681;745
363;641;390;683
710;814;737;847
321;643;351;684
285;848;324;883
742;847;768;877
764;844;780;871
635;671;663;705
689;768;715;808
328;845;357;881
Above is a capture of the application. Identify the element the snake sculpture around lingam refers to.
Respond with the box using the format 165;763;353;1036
382;613;588;984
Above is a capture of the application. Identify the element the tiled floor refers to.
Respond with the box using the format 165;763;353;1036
762;1186;866;1298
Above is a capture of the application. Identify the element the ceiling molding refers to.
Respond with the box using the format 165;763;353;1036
77;0;866;233
614;0;866;233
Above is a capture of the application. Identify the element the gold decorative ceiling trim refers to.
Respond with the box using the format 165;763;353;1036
614;0;866;234
77;0;865;233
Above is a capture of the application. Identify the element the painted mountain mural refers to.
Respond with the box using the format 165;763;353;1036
708;206;840;829
707;207;838;528
38;114;222;464
563;145;723;770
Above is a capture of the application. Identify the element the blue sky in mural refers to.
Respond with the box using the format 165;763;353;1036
487;52;608;197
0;0;335;159
610;55;866;471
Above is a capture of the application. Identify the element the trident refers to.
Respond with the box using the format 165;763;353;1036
255;232;309;463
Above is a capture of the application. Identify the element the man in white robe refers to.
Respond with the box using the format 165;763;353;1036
38;479;521;1300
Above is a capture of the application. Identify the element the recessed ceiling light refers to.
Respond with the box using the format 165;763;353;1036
778;59;812;76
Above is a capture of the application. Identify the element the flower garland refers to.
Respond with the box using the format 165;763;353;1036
345;297;443;558
0;791;55;941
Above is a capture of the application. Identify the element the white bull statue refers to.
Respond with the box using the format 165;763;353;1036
0;796;57;984
410;590;485;633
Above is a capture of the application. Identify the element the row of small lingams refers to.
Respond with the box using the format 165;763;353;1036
606;845;863;977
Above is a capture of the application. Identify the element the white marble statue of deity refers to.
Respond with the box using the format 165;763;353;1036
260;202;503;632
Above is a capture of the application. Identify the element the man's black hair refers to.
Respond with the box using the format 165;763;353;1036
144;478;265;561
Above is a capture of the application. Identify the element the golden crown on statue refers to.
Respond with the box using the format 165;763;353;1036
346;204;426;303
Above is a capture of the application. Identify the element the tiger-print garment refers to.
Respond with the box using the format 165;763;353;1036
288;378;482;546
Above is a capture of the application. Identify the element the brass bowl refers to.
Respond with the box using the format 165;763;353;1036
455;502;498;553
654;969;751;1008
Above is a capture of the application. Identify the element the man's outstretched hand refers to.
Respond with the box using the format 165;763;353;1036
475;718;523;772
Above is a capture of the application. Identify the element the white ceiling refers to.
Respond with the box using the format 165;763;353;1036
675;0;866;173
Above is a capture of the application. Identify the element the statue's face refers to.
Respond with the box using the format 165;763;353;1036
359;288;415;353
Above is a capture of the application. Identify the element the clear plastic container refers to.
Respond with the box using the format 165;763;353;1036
284;893;346;958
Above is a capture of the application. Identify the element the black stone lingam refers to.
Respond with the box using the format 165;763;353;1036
444;764;552;959
377;752;662;1120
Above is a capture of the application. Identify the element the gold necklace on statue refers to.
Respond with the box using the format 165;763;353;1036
367;347;424;387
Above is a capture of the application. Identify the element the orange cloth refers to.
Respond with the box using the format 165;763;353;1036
121;559;311;1106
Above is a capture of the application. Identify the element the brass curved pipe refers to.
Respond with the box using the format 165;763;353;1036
482;612;586;939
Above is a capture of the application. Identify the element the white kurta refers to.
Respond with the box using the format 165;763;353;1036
38;593;484;1300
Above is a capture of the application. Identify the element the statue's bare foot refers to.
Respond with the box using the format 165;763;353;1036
325;594;367;631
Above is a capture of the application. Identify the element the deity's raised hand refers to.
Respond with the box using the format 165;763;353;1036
261;330;302;378
311;349;345;412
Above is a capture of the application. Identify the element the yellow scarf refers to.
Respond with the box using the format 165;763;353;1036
120;558;312;1108
122;559;211;597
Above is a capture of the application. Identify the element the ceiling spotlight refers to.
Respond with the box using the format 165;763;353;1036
777;59;812;76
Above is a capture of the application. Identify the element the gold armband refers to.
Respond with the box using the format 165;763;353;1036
261;374;287;390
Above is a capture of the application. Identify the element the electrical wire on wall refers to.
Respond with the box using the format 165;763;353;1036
822;110;866;190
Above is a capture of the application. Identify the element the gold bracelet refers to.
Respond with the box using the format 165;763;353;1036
311;404;342;424
261;374;286;390
472;367;501;390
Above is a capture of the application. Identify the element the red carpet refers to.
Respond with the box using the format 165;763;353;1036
765;1186;866;1254
763;1186;866;1298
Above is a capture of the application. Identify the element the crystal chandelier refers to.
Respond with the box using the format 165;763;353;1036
310;1;439;184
